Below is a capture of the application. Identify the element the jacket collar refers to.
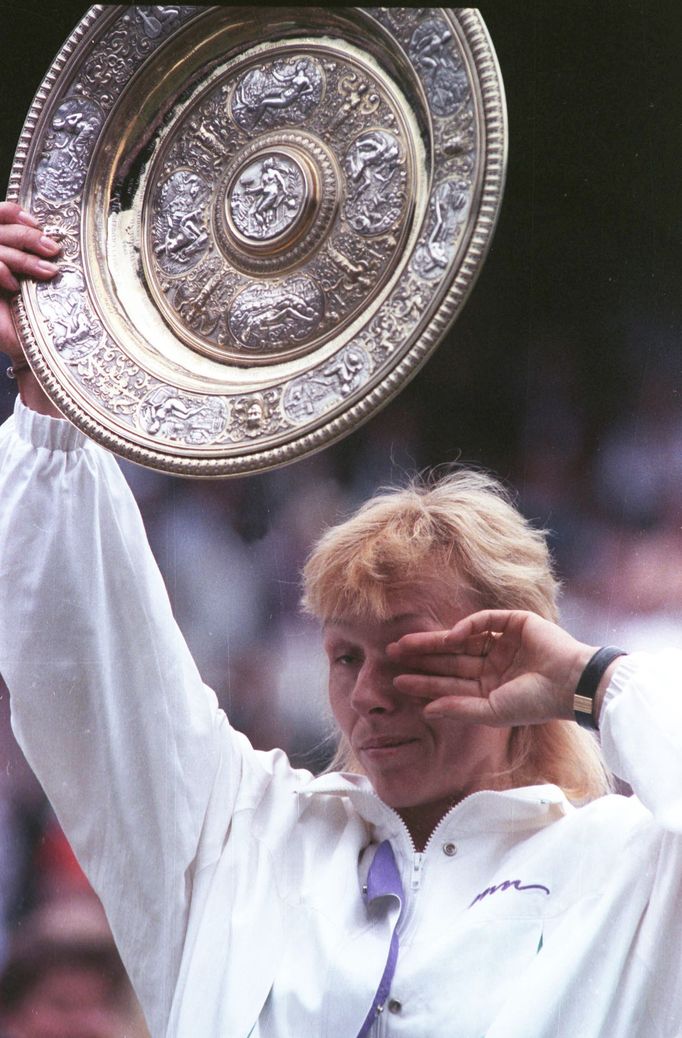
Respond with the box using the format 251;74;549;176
297;771;572;837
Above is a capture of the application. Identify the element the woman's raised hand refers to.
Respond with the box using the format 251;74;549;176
387;609;598;727
0;201;62;414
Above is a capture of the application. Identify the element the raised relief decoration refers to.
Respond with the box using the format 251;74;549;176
11;7;506;474
34;99;104;203
142;44;412;367
229;155;305;243
343;131;405;236
231;57;325;132
152;170;211;275
138;386;228;444
228;277;325;351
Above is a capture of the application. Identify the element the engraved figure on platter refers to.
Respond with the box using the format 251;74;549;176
343;130;404;236
411;18;469;117
231;57;323;132
329;72;380;131
153;171;210;275
393;277;428;323
192;117;226;165
239;294;316;342
34;98;104;202
321;345;368;397
136;6;181;39
246;399;265;430
139;385;226;444
413;179;468;279
72;344;149;415
160;259;239;342
283;345;370;422
36;268;102;361
181;90;234;176
327;241;372;294
282;377;328;422
250;159;288;227
414;21;453;71
230;156;302;240
229;390;281;440
229;277;323;349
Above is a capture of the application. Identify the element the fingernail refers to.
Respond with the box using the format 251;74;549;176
39;236;60;254
37;260;59;273
17;210;41;228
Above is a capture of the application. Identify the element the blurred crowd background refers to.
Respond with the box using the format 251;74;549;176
0;1;680;1033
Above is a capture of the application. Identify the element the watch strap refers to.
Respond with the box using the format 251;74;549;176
574;646;627;727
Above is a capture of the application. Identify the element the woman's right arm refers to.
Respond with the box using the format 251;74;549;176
0;204;249;1032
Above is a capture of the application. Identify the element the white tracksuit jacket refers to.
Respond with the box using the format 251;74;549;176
0;399;681;1037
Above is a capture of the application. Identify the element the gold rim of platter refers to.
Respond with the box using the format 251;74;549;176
9;5;507;476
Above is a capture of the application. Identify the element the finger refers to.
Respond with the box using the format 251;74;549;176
0;201;42;228
0;245;59;283
390;651;487;680
423;695;503;725
386;630;450;655
388;629;491;656
445;610;524;645
0;223;61;258
0;262;19;294
426;674;562;727
393;672;481;700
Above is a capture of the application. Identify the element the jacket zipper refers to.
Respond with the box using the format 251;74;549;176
410;851;425;892
361;789;527;1035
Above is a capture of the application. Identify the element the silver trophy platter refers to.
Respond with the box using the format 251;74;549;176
9;6;506;476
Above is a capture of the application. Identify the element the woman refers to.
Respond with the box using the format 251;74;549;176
0;201;681;1036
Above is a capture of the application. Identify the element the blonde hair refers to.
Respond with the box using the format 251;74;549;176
302;469;611;801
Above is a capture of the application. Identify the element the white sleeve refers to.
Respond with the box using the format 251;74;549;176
597;650;682;1016
599;649;682;832
0;400;247;1027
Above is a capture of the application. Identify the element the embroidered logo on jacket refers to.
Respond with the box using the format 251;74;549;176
469;878;550;908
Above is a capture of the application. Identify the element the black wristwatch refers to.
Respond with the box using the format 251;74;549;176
574;646;627;728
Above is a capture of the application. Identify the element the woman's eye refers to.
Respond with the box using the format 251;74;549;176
335;652;359;666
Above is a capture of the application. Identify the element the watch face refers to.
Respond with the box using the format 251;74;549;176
10;6;506;476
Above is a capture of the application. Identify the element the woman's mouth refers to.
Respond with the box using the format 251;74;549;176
360;736;419;758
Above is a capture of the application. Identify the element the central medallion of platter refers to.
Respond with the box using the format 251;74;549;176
228;151;309;246
142;44;413;366
215;130;338;274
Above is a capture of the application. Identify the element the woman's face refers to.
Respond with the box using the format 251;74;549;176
324;585;513;840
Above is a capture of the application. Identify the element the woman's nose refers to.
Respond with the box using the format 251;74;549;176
350;657;399;714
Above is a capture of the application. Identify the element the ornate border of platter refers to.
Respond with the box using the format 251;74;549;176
9;6;506;476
